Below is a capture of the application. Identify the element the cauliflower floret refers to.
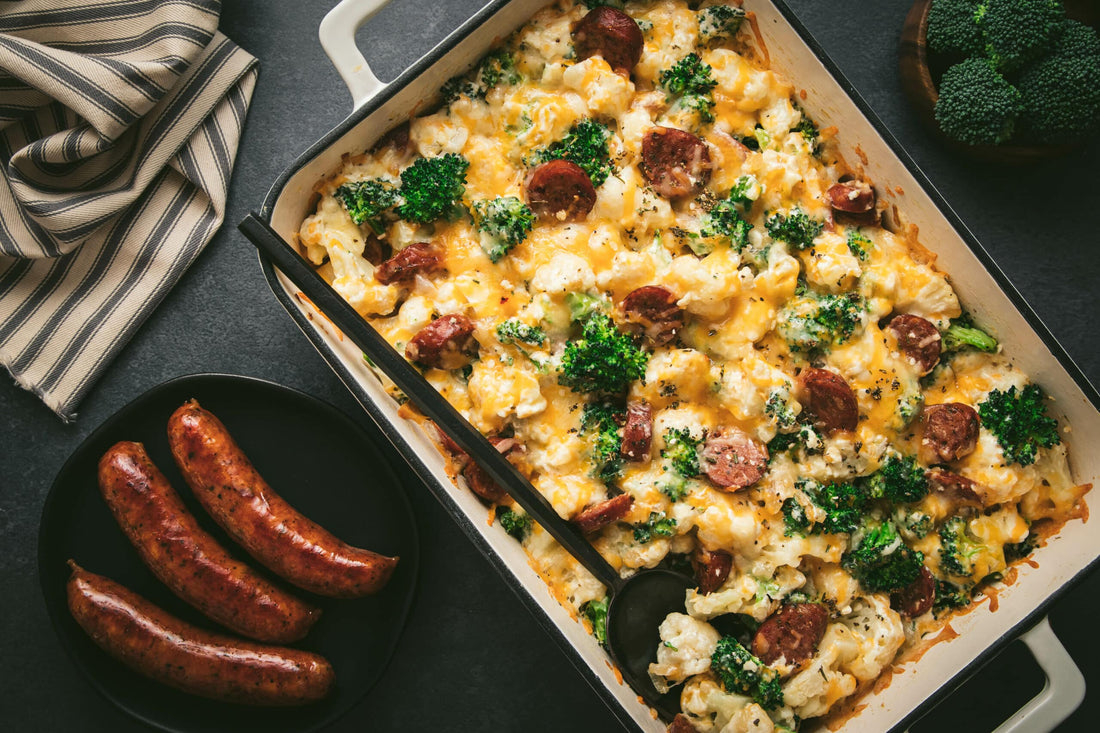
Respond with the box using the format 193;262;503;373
562;56;635;117
410;112;469;157
595;248;659;295
661;252;743;318
535;472;604;520
327;243;399;316
781;624;859;720
466;358;547;432
719;703;776;733
649;613;722;693
685;565;805;622
529;251;596;295
835;595;905;683
802;230;862;293
639;349;714;406
681;676;756;733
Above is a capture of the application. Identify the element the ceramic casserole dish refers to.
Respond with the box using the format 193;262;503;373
250;1;1100;730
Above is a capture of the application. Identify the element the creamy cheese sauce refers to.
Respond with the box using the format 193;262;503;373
299;1;1089;730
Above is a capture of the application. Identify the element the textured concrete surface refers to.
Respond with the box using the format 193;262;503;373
2;1;1097;731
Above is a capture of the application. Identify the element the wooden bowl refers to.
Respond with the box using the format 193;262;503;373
898;0;1098;165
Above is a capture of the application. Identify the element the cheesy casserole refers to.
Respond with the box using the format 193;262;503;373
298;1;1090;730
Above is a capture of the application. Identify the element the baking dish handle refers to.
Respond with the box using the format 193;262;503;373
991;617;1085;733
318;0;393;110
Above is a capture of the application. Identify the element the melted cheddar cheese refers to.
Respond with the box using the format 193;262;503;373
299;2;1088;730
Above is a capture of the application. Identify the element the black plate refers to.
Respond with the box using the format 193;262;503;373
38;373;420;733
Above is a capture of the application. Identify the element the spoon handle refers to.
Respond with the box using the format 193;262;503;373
239;213;623;592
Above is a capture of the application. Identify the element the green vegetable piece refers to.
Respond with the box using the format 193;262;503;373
727;174;761;209
778;290;866;352
1016;46;1100;145
978;384;1061;466
765;207;824;250
926;0;984;57
532;118;614;187
581;598;610;646
697;5;746;44
565;292;609;323
942;319;998;352
440;48;522;103
933;579;973;616
661;428;701;479
782;497;811;536
558;313;649;394
977;0;1065;72
335;179;398;234
659;53;717;123
582;401;626;482
497;506;532;541
711;636;785;711
863;453;929;504
496;319;546;347
846;229;871;261
396;153;469;224
809;480;868;535
842;519;925;592
633;511;677;543
473;196;534;262
934;57;1020;146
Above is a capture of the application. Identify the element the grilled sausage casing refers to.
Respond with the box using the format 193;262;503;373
97;441;320;643
66;563;333;706
167;400;399;598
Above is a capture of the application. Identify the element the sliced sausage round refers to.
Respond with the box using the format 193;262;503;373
375;241;443;285
751;603;829;666
621;285;684;347
929;469;984;509
799;368;858;433
621;400;653;462
640;127;712;199
406;313;477;370
919;403;980;465
826;180;875;214
695;549;732;595
573;493;634;535
668;715;696;733
361;235;390;266
371;121;411;155
572;6;644;75
891;565;935;618
699;428;768;491
463;437;521;503
886;314;941;375
525;159;597;222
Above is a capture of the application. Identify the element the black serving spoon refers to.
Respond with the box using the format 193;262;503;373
240;213;692;720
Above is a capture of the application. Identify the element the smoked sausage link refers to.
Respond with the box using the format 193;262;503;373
572;7;644;75
621;286;684;347
374;241;443;285
886;314;941;375
891;565;935;618
919;402;980;465
98;441;320;643
66;562;334;706
462;437;522;503
525;159;597;221
621;400;653;462
640;127;712;198
167;400;399;598
573;494;634;535
751;603;829;666
799;368;859;433
405;313;478;370
699;429;768;491
695;549;732;595
826;180;875;214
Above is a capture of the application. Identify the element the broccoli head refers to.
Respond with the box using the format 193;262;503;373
1015;51;1100;144
558;313;649;394
777;290;866;352
711;636;785;711
792;111;820;154
531;118;614;187
978;383;1061;466
1052;19;1100;59
659;53;718;123
396;153;469;224
933;579;973;616
977;0;1065;72
473;196;534;262
846;229;872;261
935;57;1020;145
497;506;532;541
938;515;987;578
942;316;998;352
842;519;925;592
335;179;398;234
782;496;812;536
699;196;752;250
565;292;609;323
633;511;677;544
863;453;929;504
727;174;761;210
441;48;522;103
767;424;824;457
805;480;869;535
927;0;984;58
765;207;824;250
582;401;626;482
764;387;799;430
581;598;609;646
661;428;701;479
697;5;746;44
495;319;546;347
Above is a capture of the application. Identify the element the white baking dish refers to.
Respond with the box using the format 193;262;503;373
252;1;1100;730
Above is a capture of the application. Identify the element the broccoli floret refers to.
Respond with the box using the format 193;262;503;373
1052;19;1100;59
565;292;609;323
977;0;1065;72
894;506;934;540
842;519;925;592
863;453;929;504
764;387;798;429
846;229;872;261
1016;51;1100;144
661;474;689;502
440;48;522;103
927;0;984;57
497;506;532;541
531;118;614;187
792;112;820;154
933;579;974;615
661;428;701;478
938;515;987;578
697;5;746;44
765;207;824;250
558;313;649;394
782;497;812;536
659;53;717;123
767;424;824;458
496;319;546;347
699;197;752;250
396;153;469;224
777;291;866;352
809;481;869;535
633;511;677;543
1004;534;1037;562
472;196;534;262
582;401;625;482
727;174;761;210
711;636;785;711
978;384;1061;466
335;179;398;234
581;598;609;646
942;316;998;352
934;58;1021;145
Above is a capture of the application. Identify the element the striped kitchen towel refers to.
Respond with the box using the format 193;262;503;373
0;0;258;420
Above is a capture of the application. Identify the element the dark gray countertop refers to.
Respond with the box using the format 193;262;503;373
3;1;1098;731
